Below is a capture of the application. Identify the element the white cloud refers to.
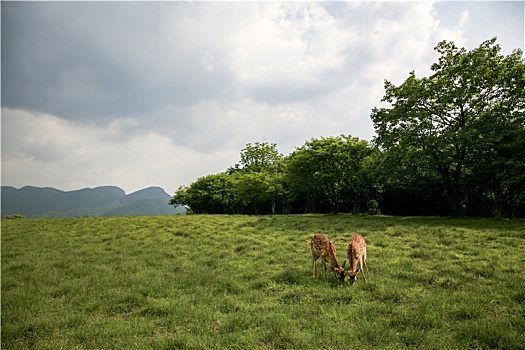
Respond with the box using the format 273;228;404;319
1;108;237;194
434;9;470;48
228;3;354;99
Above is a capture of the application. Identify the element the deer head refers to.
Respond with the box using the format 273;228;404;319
334;261;346;283
348;267;361;281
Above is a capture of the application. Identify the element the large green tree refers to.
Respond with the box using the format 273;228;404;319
236;142;282;173
235;171;285;214
371;38;525;216
169;173;238;214
285;135;373;213
172;142;286;215
232;142;285;214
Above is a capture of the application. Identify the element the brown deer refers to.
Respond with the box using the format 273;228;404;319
347;234;368;283
311;233;346;283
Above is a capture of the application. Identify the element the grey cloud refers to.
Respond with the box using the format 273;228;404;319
1;2;232;126
0;1;432;128
3;1;522;129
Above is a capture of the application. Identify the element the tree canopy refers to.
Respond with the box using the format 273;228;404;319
286;136;373;214
371;38;525;217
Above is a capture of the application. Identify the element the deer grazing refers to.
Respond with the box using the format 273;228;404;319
347;234;369;283
311;233;346;283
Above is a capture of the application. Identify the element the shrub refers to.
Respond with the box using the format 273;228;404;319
6;214;25;220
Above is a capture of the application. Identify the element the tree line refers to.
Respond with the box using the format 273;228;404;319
170;38;525;217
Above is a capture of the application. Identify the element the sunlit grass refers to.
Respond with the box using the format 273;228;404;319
2;215;525;349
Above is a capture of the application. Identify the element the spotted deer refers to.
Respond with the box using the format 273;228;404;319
311;233;346;283
347;234;368;283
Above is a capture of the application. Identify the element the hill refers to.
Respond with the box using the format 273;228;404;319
1;185;185;218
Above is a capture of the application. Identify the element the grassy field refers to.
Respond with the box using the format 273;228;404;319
2;214;525;349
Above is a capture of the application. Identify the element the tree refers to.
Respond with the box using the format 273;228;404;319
285;135;373;214
371;38;525;216
172;142;287;215
465;101;525;217
237;142;282;173
169;173;238;214
234;171;285;214
226;142;285;214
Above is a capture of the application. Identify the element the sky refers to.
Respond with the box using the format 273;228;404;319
1;1;524;195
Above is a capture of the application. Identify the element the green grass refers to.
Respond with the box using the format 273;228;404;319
2;215;525;349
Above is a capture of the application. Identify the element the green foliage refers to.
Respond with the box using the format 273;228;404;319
371;38;525;217
171;137;378;214
2;215;525;349
172;143;287;215
5;214;25;220
367;200;380;215
285;135;375;213
239;142;282;173
235;171;285;214
170;173;238;214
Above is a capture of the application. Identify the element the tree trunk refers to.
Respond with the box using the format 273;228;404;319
438;163;464;217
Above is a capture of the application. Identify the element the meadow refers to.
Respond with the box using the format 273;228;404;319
2;214;525;349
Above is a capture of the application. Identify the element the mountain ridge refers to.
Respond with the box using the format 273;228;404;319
1;185;185;218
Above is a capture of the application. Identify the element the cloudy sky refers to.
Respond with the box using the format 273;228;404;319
2;1;523;195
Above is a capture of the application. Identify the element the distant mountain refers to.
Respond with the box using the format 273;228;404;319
1;186;186;218
123;186;171;202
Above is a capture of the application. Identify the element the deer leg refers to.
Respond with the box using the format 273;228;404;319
360;259;368;282
363;249;369;274
312;258;317;278
322;259;327;280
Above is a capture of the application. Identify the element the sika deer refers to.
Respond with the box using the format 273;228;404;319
311;233;346;283
347;234;368;283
